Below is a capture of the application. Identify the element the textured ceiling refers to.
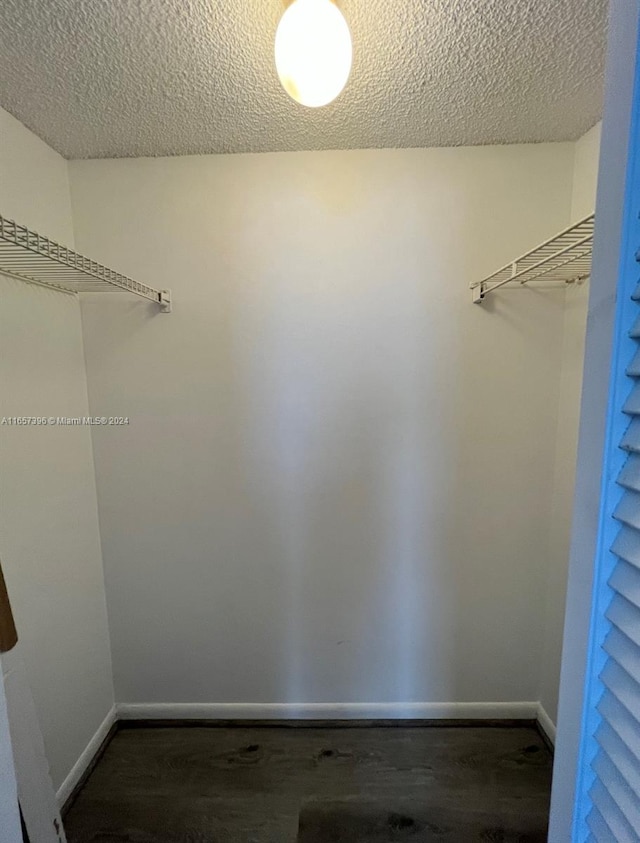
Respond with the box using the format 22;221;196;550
0;0;608;159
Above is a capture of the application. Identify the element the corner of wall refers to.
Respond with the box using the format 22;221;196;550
538;122;601;727
0;106;116;789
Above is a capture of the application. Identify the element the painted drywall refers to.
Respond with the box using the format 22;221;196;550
0;106;114;791
571;123;603;220
539;122;601;727
549;0;640;835
71;144;575;708
0;107;74;241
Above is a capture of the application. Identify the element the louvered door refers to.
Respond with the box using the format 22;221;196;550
585;243;640;841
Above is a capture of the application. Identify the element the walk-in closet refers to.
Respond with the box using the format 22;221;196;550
1;0;637;840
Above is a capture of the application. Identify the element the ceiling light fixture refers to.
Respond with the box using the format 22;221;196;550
274;0;352;108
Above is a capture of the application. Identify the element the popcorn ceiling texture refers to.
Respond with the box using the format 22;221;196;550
0;0;607;159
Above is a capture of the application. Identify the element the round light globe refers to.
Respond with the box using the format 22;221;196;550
275;0;352;108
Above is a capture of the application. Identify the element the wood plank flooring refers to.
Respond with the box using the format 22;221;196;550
63;724;553;842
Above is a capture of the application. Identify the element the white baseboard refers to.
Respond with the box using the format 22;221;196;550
54;700;548;807
56;705;116;808
536;702;557;746
116;701;539;721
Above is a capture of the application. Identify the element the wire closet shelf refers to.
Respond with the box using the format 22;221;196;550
470;214;595;303
0;214;171;312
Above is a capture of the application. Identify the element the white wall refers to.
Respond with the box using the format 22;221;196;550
71;144;575;709
0;106;114;791
0;103;593;737
539;122;601;727
571;123;602;221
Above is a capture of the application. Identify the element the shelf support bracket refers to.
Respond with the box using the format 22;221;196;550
472;282;485;304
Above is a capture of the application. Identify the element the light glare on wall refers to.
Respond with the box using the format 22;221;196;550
275;0;352;108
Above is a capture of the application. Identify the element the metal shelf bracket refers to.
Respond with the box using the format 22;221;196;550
472;283;485;303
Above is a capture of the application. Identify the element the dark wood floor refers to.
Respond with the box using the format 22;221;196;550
63;724;553;842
